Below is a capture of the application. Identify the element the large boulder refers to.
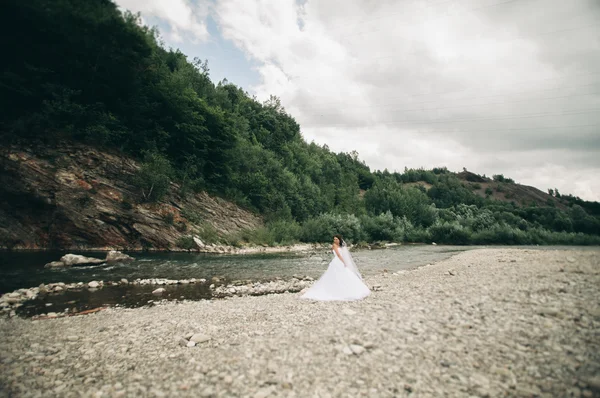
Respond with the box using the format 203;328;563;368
105;250;135;263
193;236;205;249
60;254;105;266
45;254;105;267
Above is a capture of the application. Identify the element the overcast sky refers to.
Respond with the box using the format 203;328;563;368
116;0;600;201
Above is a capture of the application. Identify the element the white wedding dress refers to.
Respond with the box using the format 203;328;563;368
300;244;371;301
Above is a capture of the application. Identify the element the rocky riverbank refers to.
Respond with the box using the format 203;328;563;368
0;276;317;320
0;248;599;397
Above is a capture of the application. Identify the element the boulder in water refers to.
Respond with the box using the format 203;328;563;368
105;250;134;263
44;261;66;268
60;254;105;266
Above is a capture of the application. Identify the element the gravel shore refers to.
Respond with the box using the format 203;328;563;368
1;248;599;398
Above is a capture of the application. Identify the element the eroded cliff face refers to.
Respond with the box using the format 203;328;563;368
0;143;262;250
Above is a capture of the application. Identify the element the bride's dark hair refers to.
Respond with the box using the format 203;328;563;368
333;234;345;246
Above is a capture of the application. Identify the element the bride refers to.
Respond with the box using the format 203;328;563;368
300;234;371;301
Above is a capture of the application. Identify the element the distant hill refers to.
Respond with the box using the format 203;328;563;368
405;170;569;209
455;171;566;209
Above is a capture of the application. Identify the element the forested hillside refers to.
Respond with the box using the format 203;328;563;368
1;0;599;248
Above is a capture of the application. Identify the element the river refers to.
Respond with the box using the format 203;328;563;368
1;244;596;317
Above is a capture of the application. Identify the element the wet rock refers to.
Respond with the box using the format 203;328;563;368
106;251;134;263
60;254;105;266
45;261;66;268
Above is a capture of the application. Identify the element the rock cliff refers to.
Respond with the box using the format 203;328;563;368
0;143;262;250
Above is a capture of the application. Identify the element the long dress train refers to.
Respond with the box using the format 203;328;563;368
300;246;370;301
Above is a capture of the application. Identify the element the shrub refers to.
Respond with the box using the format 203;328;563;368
196;222;220;244
176;236;196;251
361;211;399;242
470;209;496;231
300;213;364;243
121;200;133;210
181;208;203;224
428;221;471;245
267;220;302;245
132;152;173;202
232;227;275;246
163;213;175;225
405;227;431;243
175;222;187;232
471;224;527;245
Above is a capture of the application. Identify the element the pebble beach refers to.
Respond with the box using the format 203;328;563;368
0;248;599;397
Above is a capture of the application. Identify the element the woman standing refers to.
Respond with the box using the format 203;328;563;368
300;235;371;301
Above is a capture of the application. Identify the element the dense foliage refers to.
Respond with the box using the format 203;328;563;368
2;0;599;247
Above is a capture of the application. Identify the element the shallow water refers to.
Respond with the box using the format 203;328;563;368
0;245;469;294
2;244;596;316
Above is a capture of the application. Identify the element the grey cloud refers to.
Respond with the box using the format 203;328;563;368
214;0;600;199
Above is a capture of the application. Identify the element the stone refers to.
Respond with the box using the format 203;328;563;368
254;386;275;398
60;254;105;266
190;334;211;344
152;288;166;295
105;250;134;263
349;344;366;355
88;281;100;289
186;341;196;348
585;376;600;390
45;261;66;268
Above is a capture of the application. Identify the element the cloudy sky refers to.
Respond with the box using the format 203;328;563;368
116;0;600;201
